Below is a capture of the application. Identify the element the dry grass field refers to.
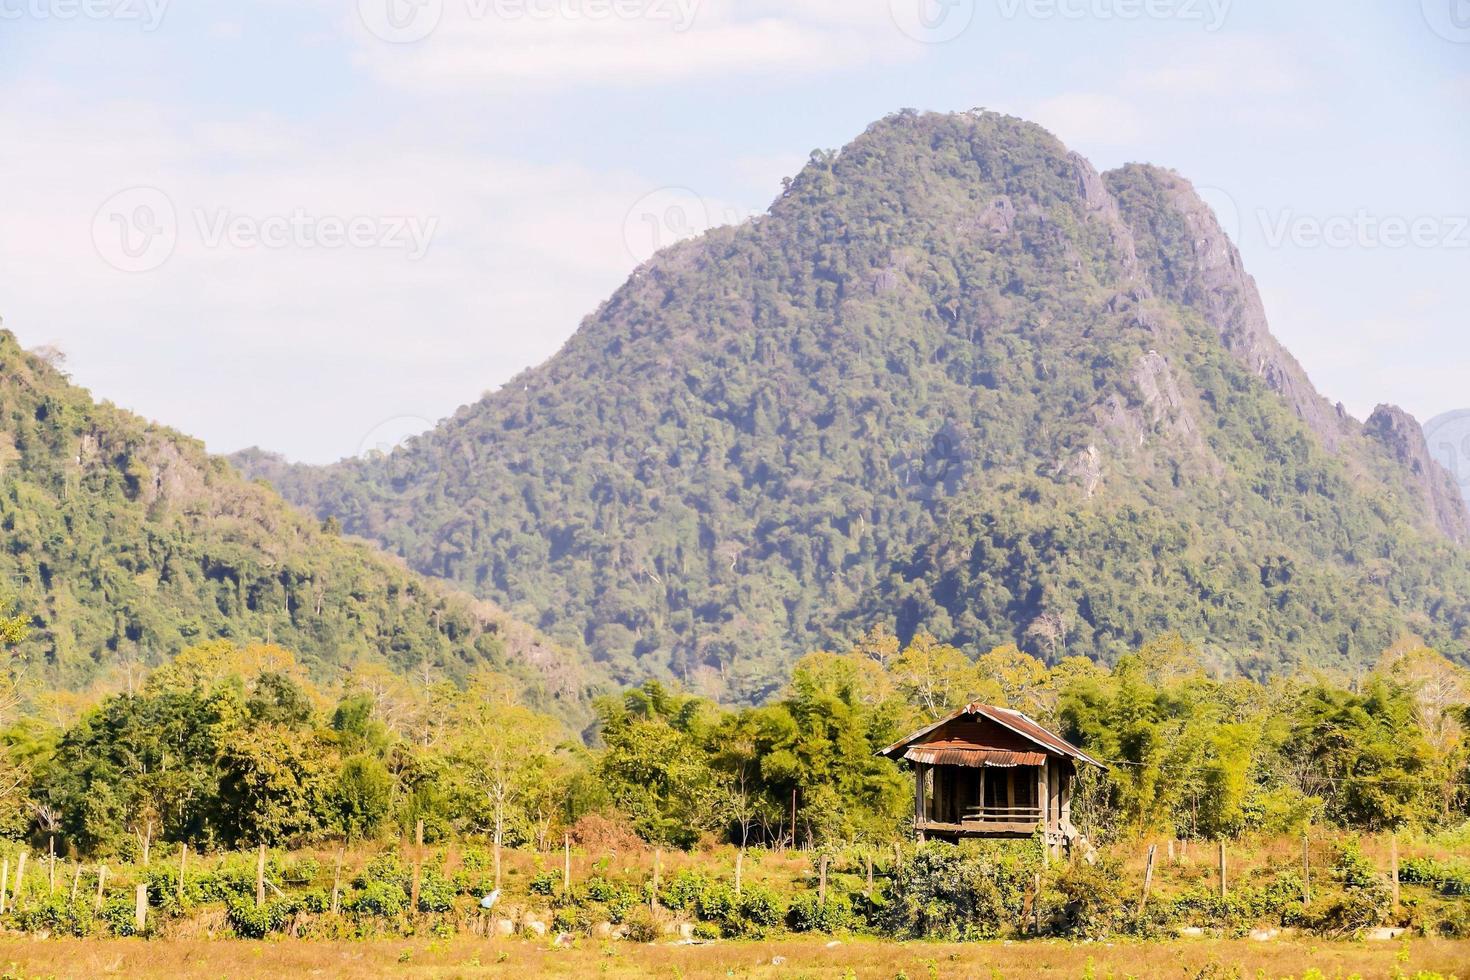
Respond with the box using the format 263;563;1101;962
0;935;1466;979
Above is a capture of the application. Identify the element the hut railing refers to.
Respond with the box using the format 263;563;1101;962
961;805;1043;824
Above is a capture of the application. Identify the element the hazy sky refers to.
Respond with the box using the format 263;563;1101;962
2;0;1467;463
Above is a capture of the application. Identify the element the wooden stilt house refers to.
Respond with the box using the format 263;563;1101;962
878;703;1104;849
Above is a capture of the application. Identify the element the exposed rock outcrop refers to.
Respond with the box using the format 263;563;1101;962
1106;165;1355;453
1366;405;1470;545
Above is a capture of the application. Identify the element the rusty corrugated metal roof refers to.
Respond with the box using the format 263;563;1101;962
877;702;1106;769
902;747;1047;768
967;704;1106;768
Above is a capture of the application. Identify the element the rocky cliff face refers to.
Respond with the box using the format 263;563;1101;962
1106;165;1357;453
1107;164;1470;545
1367;405;1470;545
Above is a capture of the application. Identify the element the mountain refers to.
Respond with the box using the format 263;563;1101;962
0;331;590;714
236;110;1470;702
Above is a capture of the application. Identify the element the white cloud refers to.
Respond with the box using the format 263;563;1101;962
0;92;760;462
345;0;923;91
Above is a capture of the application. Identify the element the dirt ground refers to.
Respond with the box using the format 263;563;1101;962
0;935;1467;979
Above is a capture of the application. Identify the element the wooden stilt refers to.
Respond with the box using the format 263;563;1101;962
255;844;266;908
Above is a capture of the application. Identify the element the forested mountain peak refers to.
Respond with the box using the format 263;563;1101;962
235;110;1470;702
0;330;591;715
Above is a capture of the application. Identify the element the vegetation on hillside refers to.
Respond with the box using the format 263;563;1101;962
239;111;1470;702
0;332;591;718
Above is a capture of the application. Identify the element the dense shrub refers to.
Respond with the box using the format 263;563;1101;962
1046;858;1127;939
417;868;456;913
882;841;1042;940
1292;841;1392;938
1402;858;1470;896
659;869;708;911
346;880;409;918
13;896;95;937
621;906;658;943
787;891;855;933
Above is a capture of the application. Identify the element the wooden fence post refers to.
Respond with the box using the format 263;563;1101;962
1390;835;1400;916
14;850;26;910
71;862;81;903
1302;833;1311;905
1033;872;1042;934
865;853;873;900
48;836;56;893
651;848;661;913
563;834;572;898
141;821;152;866
255;844;266;908
818;854;829;907
411;819;424;913
1140;844;1157;915
134;882;147;932
1218;841;1227;901
178;844;188;905
1167;839;1175;864
735;848;744;899
790;788;798;849
0;855;9;913
331;848;344;915
95;865;107;913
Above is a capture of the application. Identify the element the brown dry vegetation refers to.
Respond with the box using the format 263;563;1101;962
0;935;1466;979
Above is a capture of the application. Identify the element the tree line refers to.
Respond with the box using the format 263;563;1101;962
1;611;1467;859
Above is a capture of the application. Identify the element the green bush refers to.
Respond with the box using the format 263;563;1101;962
694;881;737;922
1046;858;1127;939
622;906;658;943
227;896;285;939
100;897;144;937
659;869;707;911
528;871;558;896
787;891;855;933
355;852;411;892
584;876;641;922
416;868;455;913
346;879;409;918
1402;857;1470;896
882;841;1042;940
552;905;590;934
729;885;785;936
1291;841;1391;938
13;896;95;937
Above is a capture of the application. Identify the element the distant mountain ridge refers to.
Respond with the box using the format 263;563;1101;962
0;332;591;715
236;110;1470;701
